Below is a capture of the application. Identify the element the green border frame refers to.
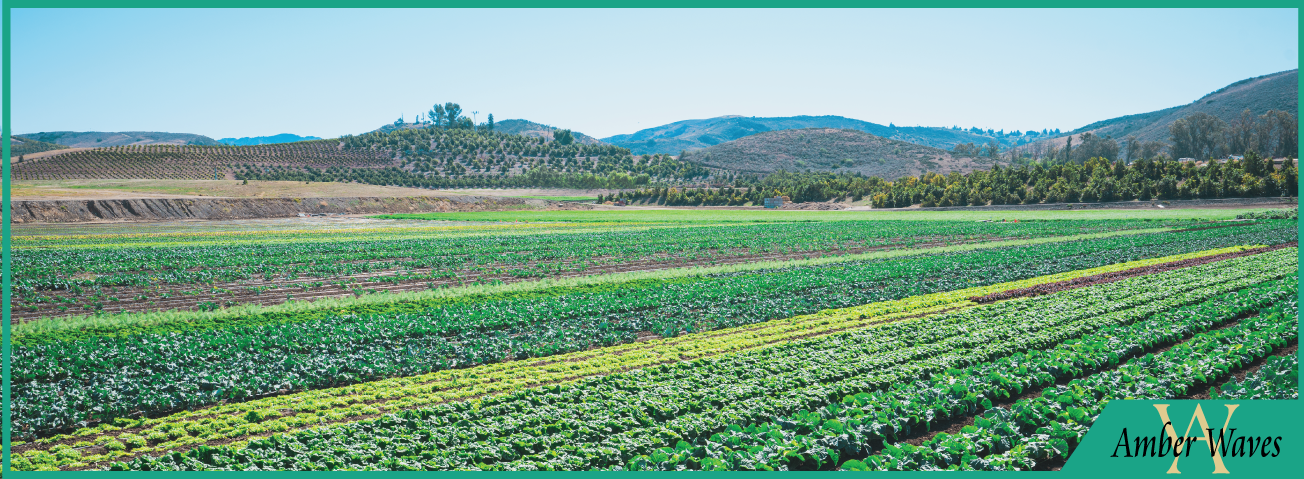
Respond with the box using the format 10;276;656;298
0;2;1299;475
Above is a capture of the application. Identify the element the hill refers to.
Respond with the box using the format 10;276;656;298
1026;69;1298;154
491;119;603;145
11;127;715;188
12;140;391;181
601;115;1039;155
10;135;69;158
680;128;1000;179
218;134;323;146
18;131;222;147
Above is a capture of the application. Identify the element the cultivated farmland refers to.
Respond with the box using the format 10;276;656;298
8;208;1298;471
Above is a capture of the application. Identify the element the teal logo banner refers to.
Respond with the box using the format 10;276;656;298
1067;400;1300;475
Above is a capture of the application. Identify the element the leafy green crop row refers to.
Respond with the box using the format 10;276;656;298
618;278;1296;471
68;250;1291;471
1214;353;1298;400
855;299;1296;471
13;224;1292;439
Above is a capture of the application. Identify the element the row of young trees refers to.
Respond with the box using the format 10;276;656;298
235;165;657;190
614;151;1296;207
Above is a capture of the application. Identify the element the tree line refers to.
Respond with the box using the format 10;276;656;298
1007;110;1297;164
612;151;1295;207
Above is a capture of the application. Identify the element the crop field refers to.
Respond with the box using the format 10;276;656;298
10;141;396;180
11;216;1182;320
9;209;1298;471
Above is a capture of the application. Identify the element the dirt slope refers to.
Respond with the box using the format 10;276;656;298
11;195;591;223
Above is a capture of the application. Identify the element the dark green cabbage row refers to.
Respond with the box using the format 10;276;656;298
1214;352;1298;400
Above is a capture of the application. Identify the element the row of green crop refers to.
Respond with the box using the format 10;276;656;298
854;299;1297;471
13;219;1158;292
1214;354;1298;400
13;225;1293;439
617;278;1297;471
73;251;1292;471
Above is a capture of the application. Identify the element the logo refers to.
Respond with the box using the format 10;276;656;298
1108;403;1284;474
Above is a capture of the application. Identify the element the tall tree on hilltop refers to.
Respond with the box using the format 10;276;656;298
444;103;463;128
430;104;446;129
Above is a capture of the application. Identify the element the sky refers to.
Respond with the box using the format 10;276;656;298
10;8;1299;140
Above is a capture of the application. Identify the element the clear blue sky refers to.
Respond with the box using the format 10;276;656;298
10;8;1298;140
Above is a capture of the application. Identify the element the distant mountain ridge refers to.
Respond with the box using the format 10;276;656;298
681;128;1001;178
10;135;70;157
18;131;221;147
218;134;323;146
601;115;1041;155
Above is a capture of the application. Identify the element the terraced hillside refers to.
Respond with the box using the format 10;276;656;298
12;141;392;180
12;128;716;187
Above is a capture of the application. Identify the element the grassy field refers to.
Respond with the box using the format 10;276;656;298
506;195;598;201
